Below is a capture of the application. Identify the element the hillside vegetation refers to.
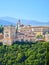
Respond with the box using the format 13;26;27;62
46;42;49;65
0;42;46;65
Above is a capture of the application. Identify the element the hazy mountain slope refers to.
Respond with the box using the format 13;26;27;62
0;19;15;25
0;16;49;26
21;20;49;26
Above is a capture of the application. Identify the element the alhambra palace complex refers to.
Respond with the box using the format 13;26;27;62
0;20;49;45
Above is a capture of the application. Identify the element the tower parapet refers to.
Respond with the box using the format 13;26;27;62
17;20;21;29
17;20;22;33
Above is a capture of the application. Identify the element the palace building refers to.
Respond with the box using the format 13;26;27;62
0;20;49;45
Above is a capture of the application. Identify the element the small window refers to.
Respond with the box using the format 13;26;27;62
5;34;9;37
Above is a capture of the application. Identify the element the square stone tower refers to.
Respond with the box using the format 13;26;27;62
3;25;16;45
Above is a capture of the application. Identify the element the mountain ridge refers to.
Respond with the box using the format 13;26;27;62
0;16;49;26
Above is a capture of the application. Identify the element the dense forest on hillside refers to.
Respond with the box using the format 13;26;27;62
46;42;49;65
0;42;46;65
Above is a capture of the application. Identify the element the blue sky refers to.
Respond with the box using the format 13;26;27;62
0;0;49;22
